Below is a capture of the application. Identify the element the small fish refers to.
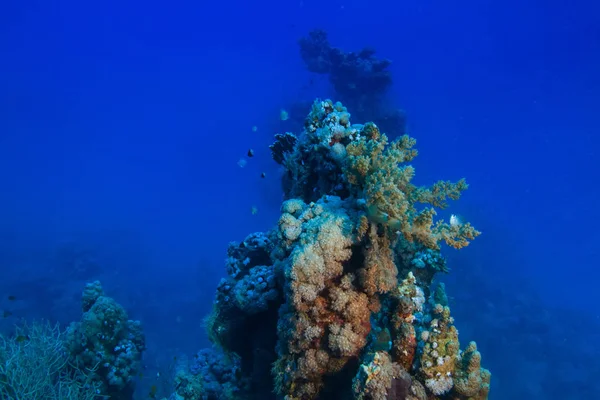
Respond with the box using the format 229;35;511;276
260;172;266;178
449;214;464;227
247;149;254;158
252;125;258;132
237;158;247;168
15;335;29;343
251;206;258;215
139;372;144;378
3;310;12;318
280;109;289;121
148;384;157;399
7;295;16;301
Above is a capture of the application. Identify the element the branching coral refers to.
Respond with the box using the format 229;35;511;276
344;121;480;250
0;321;100;400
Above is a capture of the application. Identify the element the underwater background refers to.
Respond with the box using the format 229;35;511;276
0;0;598;399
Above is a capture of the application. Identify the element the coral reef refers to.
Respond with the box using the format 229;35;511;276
176;99;490;399
65;281;146;400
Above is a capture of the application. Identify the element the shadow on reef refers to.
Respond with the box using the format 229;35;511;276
168;99;490;400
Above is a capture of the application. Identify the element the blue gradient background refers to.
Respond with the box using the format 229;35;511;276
1;0;598;398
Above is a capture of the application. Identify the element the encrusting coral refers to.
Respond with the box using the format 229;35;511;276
178;99;490;400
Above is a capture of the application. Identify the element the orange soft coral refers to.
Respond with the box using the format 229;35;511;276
275;197;373;398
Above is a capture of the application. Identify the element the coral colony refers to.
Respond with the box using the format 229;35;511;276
172;99;490;399
0;100;490;400
0;281;145;400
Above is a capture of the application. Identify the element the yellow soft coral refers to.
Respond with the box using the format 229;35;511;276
344;123;480;250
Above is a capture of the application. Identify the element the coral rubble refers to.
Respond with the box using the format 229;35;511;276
176;99;490;400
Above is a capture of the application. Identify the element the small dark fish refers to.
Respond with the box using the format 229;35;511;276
7;295;16;301
15;335;29;343
149;384;158;399
3;310;12;318
261;172;266;178
247;149;254;157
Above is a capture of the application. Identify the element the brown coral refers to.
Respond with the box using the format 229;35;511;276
390;272;423;370
276;198;373;399
359;224;398;296
452;342;491;399
353;352;409;400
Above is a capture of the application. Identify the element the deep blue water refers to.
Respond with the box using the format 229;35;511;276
0;0;598;399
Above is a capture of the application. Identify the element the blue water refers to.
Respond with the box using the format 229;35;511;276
0;0;598;399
